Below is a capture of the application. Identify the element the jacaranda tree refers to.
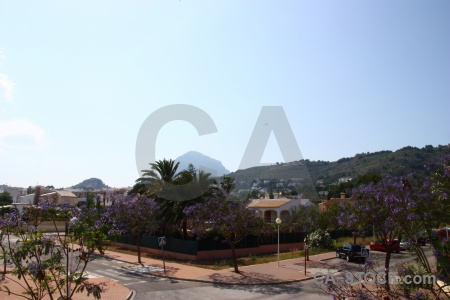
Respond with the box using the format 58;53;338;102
185;191;263;273
107;194;160;265
0;200;108;300
340;176;419;291
331;155;450;299
427;155;450;289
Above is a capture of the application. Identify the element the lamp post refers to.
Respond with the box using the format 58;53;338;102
276;218;282;267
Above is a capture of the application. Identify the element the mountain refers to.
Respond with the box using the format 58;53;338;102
175;151;230;177
71;178;108;190
229;144;450;192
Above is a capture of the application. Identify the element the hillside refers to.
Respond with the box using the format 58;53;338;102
230;144;450;193
71;178;108;190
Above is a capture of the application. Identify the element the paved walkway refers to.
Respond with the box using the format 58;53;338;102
105;250;338;285
0;275;132;300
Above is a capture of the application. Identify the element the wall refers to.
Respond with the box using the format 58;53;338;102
38;221;67;232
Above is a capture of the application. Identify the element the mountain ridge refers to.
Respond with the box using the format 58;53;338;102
175;151;230;177
71;178;108;190
229;144;450;192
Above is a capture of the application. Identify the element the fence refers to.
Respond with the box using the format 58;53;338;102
110;231;308;258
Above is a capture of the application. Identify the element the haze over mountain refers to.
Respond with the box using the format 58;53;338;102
175;151;230;177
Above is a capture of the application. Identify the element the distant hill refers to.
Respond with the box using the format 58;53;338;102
175;151;230;177
71;178;108;190
230;144;450;193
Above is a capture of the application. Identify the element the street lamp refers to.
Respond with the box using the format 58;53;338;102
276;218;282;267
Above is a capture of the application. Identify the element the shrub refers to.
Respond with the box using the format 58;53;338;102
308;229;334;249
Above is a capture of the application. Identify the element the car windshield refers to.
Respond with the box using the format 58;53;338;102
351;245;362;251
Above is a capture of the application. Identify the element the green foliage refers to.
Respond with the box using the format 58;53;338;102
0;191;13;206
290;205;319;232
27;186;35;194
355;171;382;186
308;229;334;249
0;202;108;299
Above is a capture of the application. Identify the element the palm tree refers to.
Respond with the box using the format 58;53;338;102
133;160;215;238
133;159;180;196
160;164;216;239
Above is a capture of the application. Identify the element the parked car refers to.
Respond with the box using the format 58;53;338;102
370;239;400;253
336;244;367;262
416;236;427;246
437;228;450;240
399;239;412;251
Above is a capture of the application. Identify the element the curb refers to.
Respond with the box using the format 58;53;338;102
125;290;135;300
103;252;338;286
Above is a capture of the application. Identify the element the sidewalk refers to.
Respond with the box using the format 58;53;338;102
0;275;132;300
104;250;338;285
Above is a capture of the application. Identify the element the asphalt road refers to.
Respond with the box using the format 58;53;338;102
84;246;436;299
85;257;331;300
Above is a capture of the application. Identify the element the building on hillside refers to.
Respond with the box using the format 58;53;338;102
338;177;353;183
247;193;313;222
318;192;352;212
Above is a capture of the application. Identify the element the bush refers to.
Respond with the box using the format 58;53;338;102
308;229;334;249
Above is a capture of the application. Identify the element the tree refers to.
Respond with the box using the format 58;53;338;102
324;156;450;299
220;175;235;195
290;205;319;232
0;191;13;206
319;202;344;231
134;160;215;238
107;194;159;265
0;200;108;300
185;194;263;273
135;158;180;195
27;186;35;195
159;165;215;239
340;177;412;291
426;155;450;287
355;171;382;186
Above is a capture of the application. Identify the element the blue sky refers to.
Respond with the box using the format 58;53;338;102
0;0;449;188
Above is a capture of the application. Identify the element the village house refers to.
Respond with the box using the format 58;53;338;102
247;192;313;222
318;192;352;212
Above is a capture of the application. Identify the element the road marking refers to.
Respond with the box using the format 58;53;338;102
94;268;133;281
86;271;118;282
123;280;148;286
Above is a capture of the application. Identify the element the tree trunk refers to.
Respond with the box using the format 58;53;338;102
384;250;391;291
136;235;142;265
1;246;6;279
182;219;187;240
230;243;239;273
33;186;41;206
